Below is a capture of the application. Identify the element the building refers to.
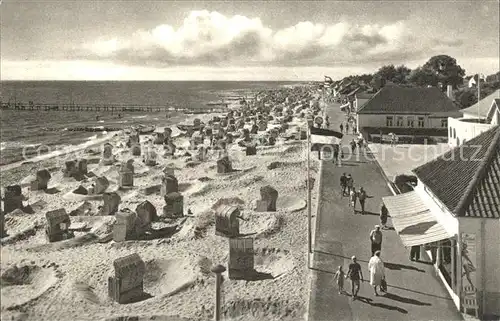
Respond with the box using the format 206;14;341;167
357;84;461;142
448;90;500;147
468;75;485;88
382;126;500;318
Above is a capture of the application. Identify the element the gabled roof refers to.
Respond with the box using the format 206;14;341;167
356;92;375;100
334;79;345;89
346;87;362;96
461;89;500;118
357;85;460;115
487;99;500;122
338;81;354;93
412;126;500;218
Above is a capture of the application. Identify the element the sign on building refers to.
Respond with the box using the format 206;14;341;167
461;232;479;317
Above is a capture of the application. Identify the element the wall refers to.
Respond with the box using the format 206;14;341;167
448;117;495;147
459;217;500;317
428;117;449;129
357;113;449;132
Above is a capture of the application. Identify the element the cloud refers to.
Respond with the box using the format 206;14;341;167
78;11;469;67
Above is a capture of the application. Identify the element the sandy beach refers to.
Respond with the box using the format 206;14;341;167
1;87;321;321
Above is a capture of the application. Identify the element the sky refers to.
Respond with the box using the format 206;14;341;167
1;0;499;81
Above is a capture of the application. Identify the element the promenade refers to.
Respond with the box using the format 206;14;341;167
307;102;463;321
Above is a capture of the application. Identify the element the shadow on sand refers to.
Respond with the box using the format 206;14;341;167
229;269;274;281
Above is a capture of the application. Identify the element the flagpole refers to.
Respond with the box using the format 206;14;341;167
307;120;312;259
477;74;481;119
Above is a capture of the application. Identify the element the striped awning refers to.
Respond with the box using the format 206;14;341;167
382;191;454;247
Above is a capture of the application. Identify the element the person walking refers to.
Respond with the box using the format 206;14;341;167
340;123;344;134
350;139;357;154
358;187;367;214
369;225;383;255
345;123;349;134
340;173;348;196
368;251;386;296
380;203;388;229
347;256;363;300
349;187;358;213
333;265;346;294
346;174;354;195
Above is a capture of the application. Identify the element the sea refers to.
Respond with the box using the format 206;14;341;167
0;81;300;165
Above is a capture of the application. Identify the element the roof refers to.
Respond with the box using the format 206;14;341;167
356;92;375;100
45;209;69;224
356;98;372;110
346;87;362;97
382;191;453;247
114;253;145;277
461;89;500;118
412;126;500;218
357;85;460;115
469;75;485;82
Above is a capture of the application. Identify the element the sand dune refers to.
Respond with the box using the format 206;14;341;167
1;264;60;310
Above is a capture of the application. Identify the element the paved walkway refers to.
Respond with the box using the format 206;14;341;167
307;102;463;321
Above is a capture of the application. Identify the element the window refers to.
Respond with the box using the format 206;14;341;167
407;116;414;127
418;117;425;128
441;119;448;128
453;128;456;138
449;127;452;137
397;116;404;127
386;116;394;127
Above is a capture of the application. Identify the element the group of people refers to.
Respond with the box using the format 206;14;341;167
339;121;356;135
333;250;387;300
349;136;367;154
340;173;369;214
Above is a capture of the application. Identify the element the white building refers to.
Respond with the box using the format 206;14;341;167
468;75;485;88
383;126;500;319
448;90;500;147
356;85;461;141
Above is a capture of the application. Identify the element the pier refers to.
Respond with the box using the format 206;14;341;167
0;101;229;113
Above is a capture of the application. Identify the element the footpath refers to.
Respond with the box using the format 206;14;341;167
307;102;463;321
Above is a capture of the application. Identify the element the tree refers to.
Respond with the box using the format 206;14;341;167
455;88;476;108
486;71;500;84
408;67;439;87
421;55;466;90
454;82;500;108
394;65;412;84
373;64;411;85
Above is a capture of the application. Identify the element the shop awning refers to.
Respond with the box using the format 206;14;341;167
382;191;454;247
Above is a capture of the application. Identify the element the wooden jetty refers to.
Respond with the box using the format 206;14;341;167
0;101;229;113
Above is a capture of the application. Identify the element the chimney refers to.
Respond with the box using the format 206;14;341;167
447;85;453;99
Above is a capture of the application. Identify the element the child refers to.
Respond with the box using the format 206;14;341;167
333;265;345;294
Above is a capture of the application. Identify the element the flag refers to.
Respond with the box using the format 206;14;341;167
310;127;343;145
324;76;333;87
